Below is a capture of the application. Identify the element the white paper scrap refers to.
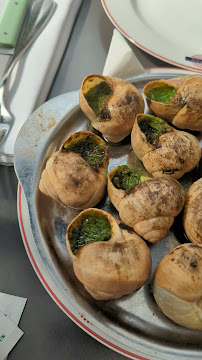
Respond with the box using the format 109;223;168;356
0;312;23;360
0;293;27;326
103;28;145;78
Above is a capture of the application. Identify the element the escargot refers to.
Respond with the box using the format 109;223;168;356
183;178;202;244
153;243;202;330
66;208;152;300
39;131;109;209
108;165;185;243
79;74;144;143
131;114;201;179
143;75;202;131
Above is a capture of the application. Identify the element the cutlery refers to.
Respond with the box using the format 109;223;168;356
0;0;56;146
185;56;202;64
0;0;29;79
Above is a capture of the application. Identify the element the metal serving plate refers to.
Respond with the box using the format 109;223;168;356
14;69;202;360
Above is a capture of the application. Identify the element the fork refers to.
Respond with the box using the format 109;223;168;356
0;0;56;146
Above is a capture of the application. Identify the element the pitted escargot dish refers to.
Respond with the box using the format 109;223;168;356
79;74;144;143
131;114;201;180
108;165;185;243
143;75;202;131
66;208;152;300
39;131;109;209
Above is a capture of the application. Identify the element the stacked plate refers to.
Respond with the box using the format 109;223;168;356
101;0;202;73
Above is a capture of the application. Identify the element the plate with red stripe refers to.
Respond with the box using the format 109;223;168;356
101;0;202;73
15;68;202;360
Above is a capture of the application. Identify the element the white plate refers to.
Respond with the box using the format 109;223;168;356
101;0;202;73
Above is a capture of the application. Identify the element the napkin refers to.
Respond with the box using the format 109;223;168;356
0;292;27;326
0;311;23;360
0;292;27;360
0;0;82;165
103;29;145;78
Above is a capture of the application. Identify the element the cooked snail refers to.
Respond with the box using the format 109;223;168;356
79;74;144;143
143;75;202;131
39;131;109;209
108;164;150;211
131;114;201;179
108;165;185;243
153;243;202;329
66;208;152;300
183;178;202;244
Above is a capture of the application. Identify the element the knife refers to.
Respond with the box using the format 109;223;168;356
0;0;29;79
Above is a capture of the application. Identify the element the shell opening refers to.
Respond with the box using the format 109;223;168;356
111;165;148;191
138;114;172;145
62;133;106;168
83;76;112;117
68;211;111;254
146;84;177;104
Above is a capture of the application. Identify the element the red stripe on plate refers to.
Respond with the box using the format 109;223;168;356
102;0;202;73
18;184;150;360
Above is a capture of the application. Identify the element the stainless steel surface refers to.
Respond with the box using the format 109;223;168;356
0;55;12;84
14;70;202;360
1;1;199;359
0;0;56;147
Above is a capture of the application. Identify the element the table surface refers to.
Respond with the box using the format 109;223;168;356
0;1;175;359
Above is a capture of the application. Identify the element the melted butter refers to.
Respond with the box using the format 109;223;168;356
112;165;148;191
63;136;105;167
84;81;112;116
139;115;172;145
147;85;177;104
69;213;111;254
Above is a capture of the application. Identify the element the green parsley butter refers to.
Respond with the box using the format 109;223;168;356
69;213;111;254
112;165;148;191
139;115;172;145
147;85;177;104
84;81;112;116
63;136;105;167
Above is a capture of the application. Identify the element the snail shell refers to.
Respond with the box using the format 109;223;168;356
79;74;144;143
153;243;202;329
143;75;202;131
131;114;201;180
66;208;152;300
183;178;202;244
39;131;109;209
108;167;185;243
